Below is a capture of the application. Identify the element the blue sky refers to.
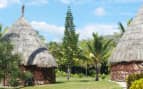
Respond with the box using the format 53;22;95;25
0;0;143;42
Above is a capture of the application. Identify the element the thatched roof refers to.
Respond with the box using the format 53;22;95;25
4;16;57;68
109;6;143;64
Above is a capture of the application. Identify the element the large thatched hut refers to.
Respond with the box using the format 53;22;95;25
109;6;143;81
4;5;57;85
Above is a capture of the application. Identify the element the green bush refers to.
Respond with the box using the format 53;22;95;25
56;70;85;78
130;78;143;89
9;70;21;87
9;78;19;87
56;70;66;77
71;74;78;78
78;73;84;78
89;69;96;77
22;71;33;80
72;73;84;78
21;71;34;86
126;73;143;89
100;74;106;80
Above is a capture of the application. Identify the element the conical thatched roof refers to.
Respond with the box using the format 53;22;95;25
4;16;57;68
109;6;143;64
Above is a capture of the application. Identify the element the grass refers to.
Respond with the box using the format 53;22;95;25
22;76;122;89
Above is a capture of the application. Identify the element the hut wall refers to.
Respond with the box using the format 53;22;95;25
111;62;143;81
20;65;55;85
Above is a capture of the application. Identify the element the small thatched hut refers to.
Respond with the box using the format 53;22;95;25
109;6;143;81
4;5;57;85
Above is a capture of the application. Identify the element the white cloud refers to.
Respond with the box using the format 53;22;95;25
106;0;143;3
0;0;7;8
31;21;64;35
94;7;106;16
0;0;20;8
60;0;71;4
0;0;142;8
58;0;92;5
31;21;64;42
0;0;49;8
78;24;119;40
59;0;143;5
26;0;48;6
31;21;119;42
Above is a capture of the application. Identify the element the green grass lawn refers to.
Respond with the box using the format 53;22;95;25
22;76;122;89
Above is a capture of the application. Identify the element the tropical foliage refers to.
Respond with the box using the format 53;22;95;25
118;18;133;36
0;24;21;86
130;78;143;89
87;33;112;81
126;73;143;89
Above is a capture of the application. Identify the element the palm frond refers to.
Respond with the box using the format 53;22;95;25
118;22;125;35
103;39;112;51
87;42;95;55
127;18;133;26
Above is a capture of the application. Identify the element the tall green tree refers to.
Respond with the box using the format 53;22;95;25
48;42;65;68
0;25;21;86
63;7;79;80
87;33;112;81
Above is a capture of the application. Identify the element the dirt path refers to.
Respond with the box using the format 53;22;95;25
115;82;127;89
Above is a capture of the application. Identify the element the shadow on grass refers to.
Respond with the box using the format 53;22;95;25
54;81;65;84
0;87;20;89
79;80;90;82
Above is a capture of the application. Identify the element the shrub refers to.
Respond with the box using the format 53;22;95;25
89;69;96;77
22;71;33;80
9;70;21;87
9;78;19;87
71;74;78;78
100;74;106;80
130;78;143;89
72;73;84;78
56;70;85;78
56;70;67;77
126;73;143;89
21;71;34;86
78;73;84;78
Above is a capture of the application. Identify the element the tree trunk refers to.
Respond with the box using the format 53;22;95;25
95;63;99;81
67;64;70;80
86;62;88;77
3;73;6;86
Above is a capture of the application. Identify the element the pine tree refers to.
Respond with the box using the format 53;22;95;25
63;6;79;80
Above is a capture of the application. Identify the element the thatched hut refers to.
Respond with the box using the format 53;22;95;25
109;6;143;81
4;5;57;85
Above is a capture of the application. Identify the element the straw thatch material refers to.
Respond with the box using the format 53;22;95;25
109;6;143;64
4;17;57;68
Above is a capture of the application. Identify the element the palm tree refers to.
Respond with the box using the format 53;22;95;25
87;33;112;81
118;18;133;36
79;40;94;76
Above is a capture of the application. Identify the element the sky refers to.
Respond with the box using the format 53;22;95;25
0;0;143;42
